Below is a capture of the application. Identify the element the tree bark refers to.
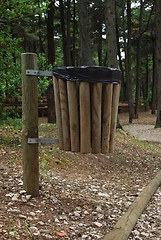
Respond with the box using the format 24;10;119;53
155;0;161;127
126;0;134;123
47;1;56;123
38;0;44;53
151;51;157;114
105;0;117;68
72;0;76;66
66;0;71;65
59;0;67;66
47;84;56;123
78;0;92;66
116;10;126;101
142;55;149;111
47;1;55;65
135;0;143;118
104;0;121;152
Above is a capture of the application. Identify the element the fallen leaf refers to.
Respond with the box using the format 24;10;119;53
55;231;67;237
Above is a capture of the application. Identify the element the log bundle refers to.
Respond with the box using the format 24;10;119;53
53;77;120;154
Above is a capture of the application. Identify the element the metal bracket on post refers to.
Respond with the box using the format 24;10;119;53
26;69;57;146
26;69;53;77
28;138;58;144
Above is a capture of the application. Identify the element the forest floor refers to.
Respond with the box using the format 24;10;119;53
0;110;161;240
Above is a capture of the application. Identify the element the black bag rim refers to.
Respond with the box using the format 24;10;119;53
53;66;122;84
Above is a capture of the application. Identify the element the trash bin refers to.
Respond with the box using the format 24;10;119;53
53;66;121;154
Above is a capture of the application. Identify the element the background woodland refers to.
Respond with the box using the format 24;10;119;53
0;0;161;126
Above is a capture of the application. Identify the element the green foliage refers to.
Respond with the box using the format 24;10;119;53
0;117;22;130
0;0;157;120
38;53;51;96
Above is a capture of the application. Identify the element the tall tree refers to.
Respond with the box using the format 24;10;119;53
47;0;55;64
105;0;122;130
126;0;134;123
59;0;72;66
155;0;161;127
119;0;128;101
47;0;56;123
72;0;76;66
135;0;144;118
66;0;72;65
78;0;92;66
59;0;68;65
116;1;127;101
105;0;118;68
151;50;157;114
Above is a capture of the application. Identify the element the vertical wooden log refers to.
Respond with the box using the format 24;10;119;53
53;77;64;150
80;82;91;153
101;84;113;154
21;53;39;197
109;84;121;153
59;78;71;151
67;81;79;151
92;83;102;153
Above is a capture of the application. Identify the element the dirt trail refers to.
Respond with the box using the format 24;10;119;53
123;124;161;144
119;110;161;144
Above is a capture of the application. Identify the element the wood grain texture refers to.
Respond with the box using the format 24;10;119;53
104;170;161;240
101;84;113;154
53;76;64;150
92;83;102;153
109;84;120;153
80;82;91;153
67;81;79;152
59;78;71;151
21;53;39;196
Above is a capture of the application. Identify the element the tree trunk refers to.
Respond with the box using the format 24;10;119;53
38;0;44;53
151;51;157;114
105;0;117;68
47;84;56;123
135;0;143;119
47;1;55;65
142;55;149;111
105;0;121;152
78;0;92;66
98;22;102;66
47;1;55;123
72;0;76;66
116;9;127;101
126;0;134;123
155;0;161;127
59;0;67;66
66;0;72;65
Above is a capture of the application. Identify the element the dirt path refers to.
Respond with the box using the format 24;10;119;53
0;111;161;239
119;110;161;143
123;124;161;144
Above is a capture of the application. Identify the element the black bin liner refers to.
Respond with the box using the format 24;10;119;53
53;66;122;84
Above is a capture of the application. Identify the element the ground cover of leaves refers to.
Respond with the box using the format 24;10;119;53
0;111;160;239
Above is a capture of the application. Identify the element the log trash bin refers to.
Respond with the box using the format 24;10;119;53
53;66;121;154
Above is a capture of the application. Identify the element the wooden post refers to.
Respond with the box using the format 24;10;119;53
80;82;91;153
101;84;113;154
67;81;79;152
92;83;102;153
21;53;39;197
59;78;71;151
104;170;161;240
53;77;64;150
109;84;120;153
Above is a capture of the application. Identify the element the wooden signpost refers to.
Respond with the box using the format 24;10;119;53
21;53;39;197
